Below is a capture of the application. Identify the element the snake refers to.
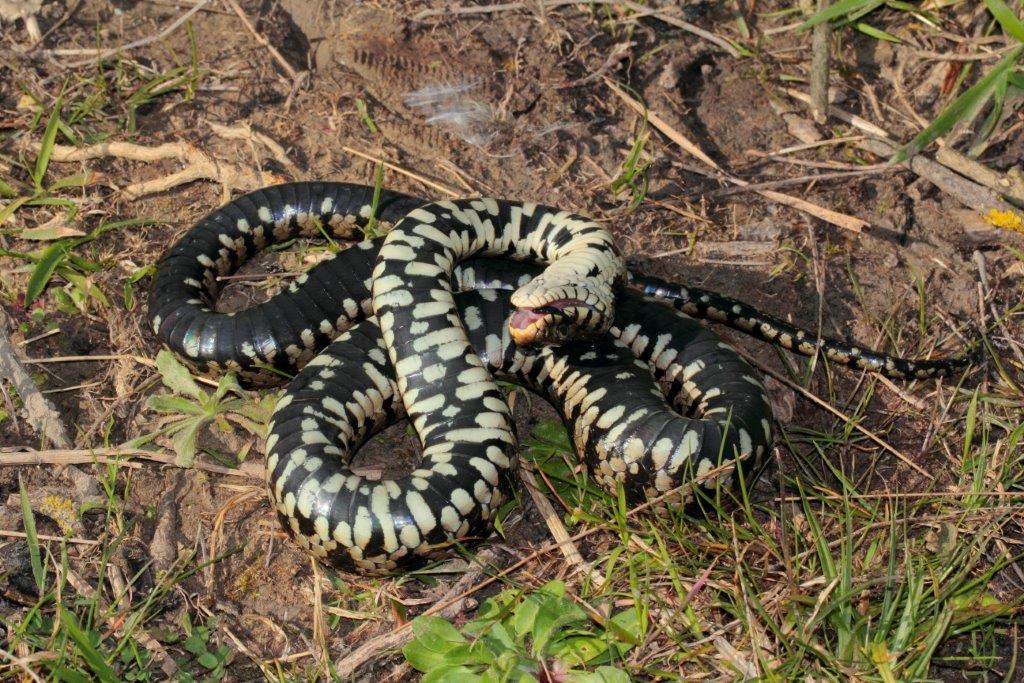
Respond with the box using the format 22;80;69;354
147;182;973;571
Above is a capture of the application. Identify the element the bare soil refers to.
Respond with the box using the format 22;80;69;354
1;1;1022;679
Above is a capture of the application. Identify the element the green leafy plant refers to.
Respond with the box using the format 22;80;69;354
164;613;234;682
403;580;641;682
521;419;611;513
1;217;153;311
142;351;273;466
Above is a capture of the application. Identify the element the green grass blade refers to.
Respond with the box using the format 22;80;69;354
0;195;31;224
59;607;119;682
892;46;1024;162
18;476;46;593
797;0;883;30
33;101;63;192
24;242;68;306
985;0;1024;43
854;22;901;43
48;173;92;191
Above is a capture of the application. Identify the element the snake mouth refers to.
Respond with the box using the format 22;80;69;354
509;298;587;332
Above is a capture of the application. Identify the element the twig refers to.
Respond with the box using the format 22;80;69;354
43;1;210;58
767;136;866;156
606;79;868;233
809;1;831;124
695;167;889;199
0;648;45;683
340;146;460;197
784;88;889;136
651;240;774;264
862;138;1012;215
935;146;1024;205
914;45;1019;61
30;0;84;48
221;0;301;81
0;309;70;447
332;458;741;677
0;529;99;545
208;121;302;179
740;353;934;481
519;464;606;590
0;447;264;478
784;88;1019;216
332;548;503;679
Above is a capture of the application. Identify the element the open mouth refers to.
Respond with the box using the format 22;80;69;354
508;298;585;331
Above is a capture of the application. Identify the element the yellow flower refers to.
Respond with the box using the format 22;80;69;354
985;208;1024;234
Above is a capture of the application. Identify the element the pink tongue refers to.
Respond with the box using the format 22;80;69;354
509;307;545;330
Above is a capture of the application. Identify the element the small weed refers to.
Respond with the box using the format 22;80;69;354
136;350;274;466
403;580;639;681
164;613;235;682
0;102;90;230
610;119;652;212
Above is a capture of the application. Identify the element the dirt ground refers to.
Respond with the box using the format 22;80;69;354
1;1;1023;680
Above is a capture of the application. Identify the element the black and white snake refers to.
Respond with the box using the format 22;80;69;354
148;182;972;572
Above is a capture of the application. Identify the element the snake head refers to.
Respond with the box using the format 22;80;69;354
508;297;609;346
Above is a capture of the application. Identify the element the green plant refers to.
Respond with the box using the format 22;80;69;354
164;613;234;682
0;102;90;230
521;419;612;513
354;98;388;237
610;120;652;212
799;0;1024;161
1;217;153;312
139;350;274;466
403;580;641;682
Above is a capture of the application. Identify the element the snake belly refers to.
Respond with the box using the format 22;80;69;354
268;286;771;572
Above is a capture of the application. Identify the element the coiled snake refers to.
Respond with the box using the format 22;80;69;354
148;182;971;572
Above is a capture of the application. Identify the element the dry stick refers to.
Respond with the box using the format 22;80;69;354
1;447;265;478
29;0;84;48
22;352;218;387
340;146;460;197
333;465;737;677
935;146;1024;204
221;0;299;80
696;167;889;199
208;121;302;179
784;88;1018;216
605;79;869;233
519;465;606;590
809;0;831;124
411;1;740;57
0;529;99;546
0;309;70;447
44;0;210;57
768;135;866;156
0;648;46;683
332;548;504;679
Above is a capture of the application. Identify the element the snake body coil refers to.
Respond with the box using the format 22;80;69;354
148;182;972;572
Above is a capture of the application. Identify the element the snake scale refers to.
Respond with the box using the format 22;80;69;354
149;182;971;572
